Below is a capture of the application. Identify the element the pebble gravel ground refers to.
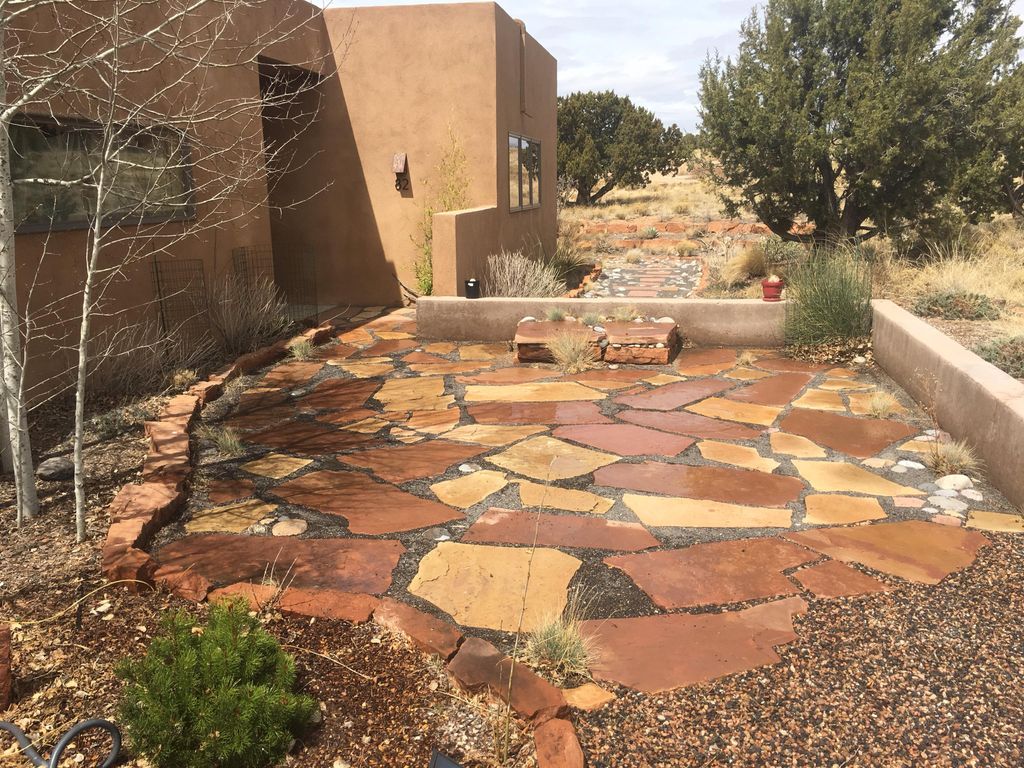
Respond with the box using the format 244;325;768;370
576;532;1024;767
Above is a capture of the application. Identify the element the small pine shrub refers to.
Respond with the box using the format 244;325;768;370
118;599;316;768
924;439;981;476
546;329;598;374
785;250;873;345
197;424;245;457
913;291;1001;321
638;226;659;240
288;339;316;360
975;336;1024;378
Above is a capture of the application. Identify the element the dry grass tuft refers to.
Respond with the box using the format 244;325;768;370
924;439;982;477
625;248;644;264
866;391;902;419
169;368;199;392
288;339;316;360
197;424;245;457
484;249;565;298
736;350;758;367
722;242;768;286
609;305;639;323
545;329;597;374
545;306;567;322
523;592;597;685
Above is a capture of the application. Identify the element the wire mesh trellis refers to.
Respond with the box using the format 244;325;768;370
151;257;210;344
232;244;318;324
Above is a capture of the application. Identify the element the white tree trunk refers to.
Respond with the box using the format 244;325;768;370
0;21;39;523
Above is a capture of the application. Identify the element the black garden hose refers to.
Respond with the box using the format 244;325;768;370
0;719;121;768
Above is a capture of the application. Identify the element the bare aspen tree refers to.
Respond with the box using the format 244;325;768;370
1;0;334;537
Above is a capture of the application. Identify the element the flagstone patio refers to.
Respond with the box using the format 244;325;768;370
149;307;1020;697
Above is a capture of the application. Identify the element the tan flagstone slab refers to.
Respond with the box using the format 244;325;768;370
186;499;277;534
241;453;312;479
826;367;859;378
317;407;382;427
335;358;393;378
423;342;456;355
390;427;425;444
459;342;510;361
725;367;773;381
966;510;1024;533
342;441;489;484
803;494;887;525
698;441;779;473
338;327;373;346
582;598;807;693
897;439;932;454
644;373;687;386
457;368;555;386
407;362;486;375
623;494;792;528
262;361;324;388
463;508;660;551
686;397;782;426
786;520;989;584
464;382;603;403
443;424;548;446
792;389;847;412
517;480;614;514
848;392;908;416
375;376;447;411
430;471;509;509
357;338;419;357
675;348;736;376
375;331;415;340
489;436;619;481
339;416;390;434
818;378;875;391
607;538;816;609
467;401;611;426
793;460;923;497
405;407;460;433
793;560;890;598
563;683;616;711
770;432;827;459
408;542;581;632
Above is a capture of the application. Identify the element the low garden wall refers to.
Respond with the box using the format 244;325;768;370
417;297;786;346
872;299;1024;509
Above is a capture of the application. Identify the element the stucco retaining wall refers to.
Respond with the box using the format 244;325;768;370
416;297;786;346
872;299;1024;509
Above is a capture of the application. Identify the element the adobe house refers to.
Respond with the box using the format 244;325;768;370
5;0;557;400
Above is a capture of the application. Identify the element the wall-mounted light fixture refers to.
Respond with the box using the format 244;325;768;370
393;153;409;191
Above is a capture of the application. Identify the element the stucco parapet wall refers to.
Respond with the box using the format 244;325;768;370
416;297;786;346
872;299;1024;509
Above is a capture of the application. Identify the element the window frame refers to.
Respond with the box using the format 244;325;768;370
508;132;541;213
10;114;197;235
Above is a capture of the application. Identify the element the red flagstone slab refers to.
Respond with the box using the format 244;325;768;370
373;598;463;660
568;368;655;386
207;477;256;504
582;597;808;693
793;560;891;598
313;342;356;361
786;520;989;584
726;372;813;406
355;338;418;357
273;470;462;534
402;351;451;365
236;387;290;413
262;361;324;387
317;407;383;427
296;377;381;410
341;441;488;484
607;538;816;609
618;409;762;440
675;348;737;376
553;424;695;456
457;368;556;385
209;582;379;623
468;401;611;425
462;508;659;551
613;379;733;411
226;403;297;431
155;534;403;592
780;409;917;458
249;420;382;455
756;357;829;374
534;719;585;768
594;462;804;507
448;637;567;722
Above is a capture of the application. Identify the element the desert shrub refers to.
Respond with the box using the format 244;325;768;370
545;329;597;374
913;291;1001;320
197;424;245;457
638;226;659;240
722;242;767;285
89;401;160;440
170;369;199;392
785;250;873;345
975;336;1024;378
118;599;315;768
761;236;806;268
625;248;644;264
524;592;596;685
545;307;567;322
484;250;564;298
865;391;901;419
593;237;618;254
208;273;290;356
609;305;639;323
288;339;316;360
924;439;981;476
581;312;601;327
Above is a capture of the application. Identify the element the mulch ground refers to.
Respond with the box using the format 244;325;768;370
576;532;1024;767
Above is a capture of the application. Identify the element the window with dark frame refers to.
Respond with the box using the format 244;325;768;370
508;132;541;211
10;116;194;233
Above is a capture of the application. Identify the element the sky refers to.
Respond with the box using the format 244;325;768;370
334;0;1024;132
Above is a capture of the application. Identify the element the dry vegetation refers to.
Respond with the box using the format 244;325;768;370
559;170;729;224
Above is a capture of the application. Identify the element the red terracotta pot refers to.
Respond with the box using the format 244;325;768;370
761;279;784;302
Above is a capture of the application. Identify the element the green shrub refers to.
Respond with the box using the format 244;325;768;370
785;250;873;345
761;236;806;267
118;599;315;768
913;290;1001;320
975;336;1024;378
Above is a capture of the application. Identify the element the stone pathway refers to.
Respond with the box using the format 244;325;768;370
149;308;1022;702
583;252;703;298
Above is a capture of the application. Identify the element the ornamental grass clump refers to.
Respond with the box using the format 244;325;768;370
924;439;982;477
524;592;596;685
546;329;597;374
118;599;316;768
785;249;873;345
